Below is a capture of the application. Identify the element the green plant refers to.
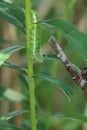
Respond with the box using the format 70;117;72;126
0;0;87;130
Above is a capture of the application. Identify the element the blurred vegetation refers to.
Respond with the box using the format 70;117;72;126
0;0;87;130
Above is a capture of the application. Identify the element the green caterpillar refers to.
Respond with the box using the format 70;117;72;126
31;10;43;62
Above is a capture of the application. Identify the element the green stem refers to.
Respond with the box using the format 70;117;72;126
25;0;36;130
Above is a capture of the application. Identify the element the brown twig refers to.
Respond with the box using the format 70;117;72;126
49;36;87;102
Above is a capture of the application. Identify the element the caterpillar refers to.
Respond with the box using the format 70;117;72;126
31;10;43;62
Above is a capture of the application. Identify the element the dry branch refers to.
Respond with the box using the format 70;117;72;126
49;36;87;102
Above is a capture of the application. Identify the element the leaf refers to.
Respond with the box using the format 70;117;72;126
0;110;29;121
0;45;25;66
0;1;26;34
65;0;77;19
42;19;87;59
3;88;26;102
71;63;81;75
0;86;26;102
37;113;87;126
0;122;21;130
34;74;73;102
43;54;59;61
19;74;29;88
1;62;27;73
0;53;9;66
1;45;25;54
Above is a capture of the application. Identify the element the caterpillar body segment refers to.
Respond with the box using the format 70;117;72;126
31;10;43;62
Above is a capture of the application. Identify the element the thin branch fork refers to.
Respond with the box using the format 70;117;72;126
49;36;87;102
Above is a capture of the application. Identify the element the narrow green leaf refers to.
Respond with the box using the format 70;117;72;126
0;45;25;66
34;74;73;102
43;54;59;61
1;45;25;54
71;63;81;75
37;113;87;125
0;110;29;121
19;74;29;88
0;87;26;102
3;88;26;102
0;1;26;34
0;122;21;130
65;0;77;19
1;62;27;73
0;53;9;66
42;19;87;59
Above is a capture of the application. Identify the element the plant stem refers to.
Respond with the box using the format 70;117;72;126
25;0;36;130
